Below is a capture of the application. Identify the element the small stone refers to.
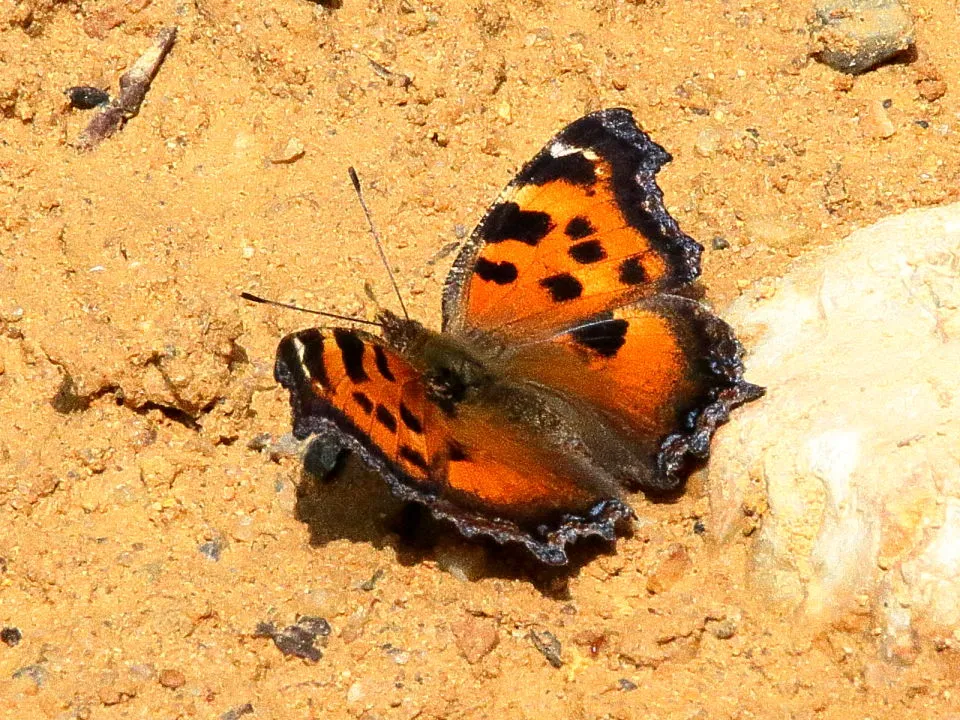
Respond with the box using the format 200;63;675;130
912;58;947;102
711;236;730;251
128;663;156;681
646;543;692;594
917;78;947;102
435;539;488;581
346;681;364;704
528;629;563;668
451;615;499;664
220;703;254;720
707;617;739;639
618;678;638;691
811;0;914;75
694;127;721;157
98;684;135;706
271;138;305;164
358;568;385;591
861;99;896;139
255;616;330;662
158;669;186;689
65;86;110;110
1;627;22;646
12;664;45;688
834;73;855;92
198;539;223;561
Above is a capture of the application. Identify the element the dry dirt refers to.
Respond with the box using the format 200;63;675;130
2;0;960;718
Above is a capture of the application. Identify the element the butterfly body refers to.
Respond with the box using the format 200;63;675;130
273;109;764;565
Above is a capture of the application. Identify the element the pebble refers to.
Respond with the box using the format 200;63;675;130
694;127;721;157
913;58;947;102
1;627;22;646
528;629;563;668
646;543;692;594
359;568;386;591
270;138;306;164
346;681;364;704
198;539;223;562
435;538;488;581
158;669;186;689
811;0;914;75
255;616;330;662
98;683;136;706
220;703;254;720
861;99;897;139
706;617;739;640
451;615;499;664
12;664;45;687
65;86;110;110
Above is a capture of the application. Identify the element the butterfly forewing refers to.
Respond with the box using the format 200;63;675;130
275;327;433;484
442;108;702;341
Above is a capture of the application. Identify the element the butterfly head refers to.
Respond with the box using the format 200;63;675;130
377;308;493;418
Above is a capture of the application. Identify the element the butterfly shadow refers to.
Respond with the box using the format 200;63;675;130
292;450;631;598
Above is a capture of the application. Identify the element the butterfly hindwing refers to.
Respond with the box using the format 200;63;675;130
442;108;702;340
501;296;764;492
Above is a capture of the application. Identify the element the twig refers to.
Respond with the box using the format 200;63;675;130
75;26;178;150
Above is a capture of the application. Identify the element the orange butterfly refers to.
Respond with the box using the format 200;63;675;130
272;109;763;565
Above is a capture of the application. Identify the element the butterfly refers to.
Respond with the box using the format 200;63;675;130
270;108;763;565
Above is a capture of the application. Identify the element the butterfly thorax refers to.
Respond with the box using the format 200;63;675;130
378;309;494;416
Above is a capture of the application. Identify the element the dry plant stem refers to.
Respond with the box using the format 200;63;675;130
75;26;178;150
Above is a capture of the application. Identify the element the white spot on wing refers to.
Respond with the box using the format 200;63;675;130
292;337;314;381
548;142;598;160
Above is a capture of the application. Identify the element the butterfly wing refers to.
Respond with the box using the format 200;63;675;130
500;296;764;492
442;108;702;340
274;326;633;565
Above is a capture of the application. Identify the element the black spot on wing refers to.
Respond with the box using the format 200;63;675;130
352;391;374;414
399;402;423;434
568;240;606;264
373;345;396;382
570;319;629;358
399;446;429;472
519;150;597;187
540;273;583;302
375;404;398;433
447;441;469;462
333;329;368;383
481;202;553;245
297;329;328;388
618;256;648;286
474;258;518;285
564;216;595;239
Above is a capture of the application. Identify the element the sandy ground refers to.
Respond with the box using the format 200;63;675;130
2;0;960;717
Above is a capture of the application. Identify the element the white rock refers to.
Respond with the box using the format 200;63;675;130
708;203;960;647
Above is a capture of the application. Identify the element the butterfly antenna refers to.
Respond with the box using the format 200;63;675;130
348;166;410;321
240;292;382;327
